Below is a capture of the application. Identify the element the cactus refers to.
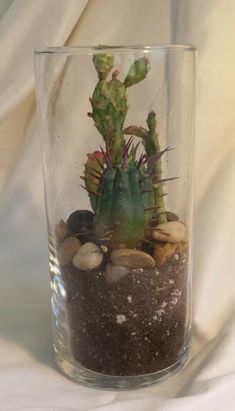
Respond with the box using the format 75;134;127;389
89;142;155;247
123;112;175;224
83;53;173;247
88;55;150;165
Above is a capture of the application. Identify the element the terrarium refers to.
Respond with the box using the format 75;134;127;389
34;45;195;390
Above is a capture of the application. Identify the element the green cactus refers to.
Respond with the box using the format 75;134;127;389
88;55;150;165
123;112;172;224
93;144;155;247
83;52;172;247
124;57;150;87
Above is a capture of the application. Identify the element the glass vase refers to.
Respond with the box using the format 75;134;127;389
34;45;196;390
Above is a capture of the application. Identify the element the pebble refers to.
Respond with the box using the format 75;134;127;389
166;211;179;222
73;242;103;271
55;219;70;242
111;249;155;269
105;263;130;284
152;221;187;243
153;242;178;267
57;236;81;266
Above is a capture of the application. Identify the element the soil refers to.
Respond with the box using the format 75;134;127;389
61;242;189;376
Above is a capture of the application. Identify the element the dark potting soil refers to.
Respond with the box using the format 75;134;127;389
62;243;189;376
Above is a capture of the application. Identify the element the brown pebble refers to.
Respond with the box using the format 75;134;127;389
57;236;81;266
153;243;178;267
111;249;155;269
55;219;70;242
152;222;187;243
154;242;188;267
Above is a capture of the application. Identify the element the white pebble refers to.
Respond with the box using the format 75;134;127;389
127;295;132;303
73;242;103;271
116;314;127;325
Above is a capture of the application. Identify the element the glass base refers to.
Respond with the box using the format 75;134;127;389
54;339;190;390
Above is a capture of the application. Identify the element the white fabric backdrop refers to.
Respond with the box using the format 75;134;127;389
0;0;235;409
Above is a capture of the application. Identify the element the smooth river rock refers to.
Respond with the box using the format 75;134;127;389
73;242;103;271
111;248;155;269
152;221;187;243
57;236;81;266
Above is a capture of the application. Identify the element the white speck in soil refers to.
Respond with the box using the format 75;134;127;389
166;329;170;336
148;323;152;326
155;352;159;356
127;295;132;303
174;254;179;261
131;332;136;336
154;268;160;275
171;296;178;305
169;279;175;284
172;288;182;297
161;301;167;308
116;314;127;324
133;313;138;318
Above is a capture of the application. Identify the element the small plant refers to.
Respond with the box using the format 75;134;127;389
84;53;174;247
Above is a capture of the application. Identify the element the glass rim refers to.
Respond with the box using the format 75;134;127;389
34;44;196;55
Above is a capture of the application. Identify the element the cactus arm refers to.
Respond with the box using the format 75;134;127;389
128;167;145;246
145;111;167;224
92;54;114;80
89;78;127;165
124;57;150;87
139;172;155;226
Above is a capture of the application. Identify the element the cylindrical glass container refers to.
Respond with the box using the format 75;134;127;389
34;45;195;390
